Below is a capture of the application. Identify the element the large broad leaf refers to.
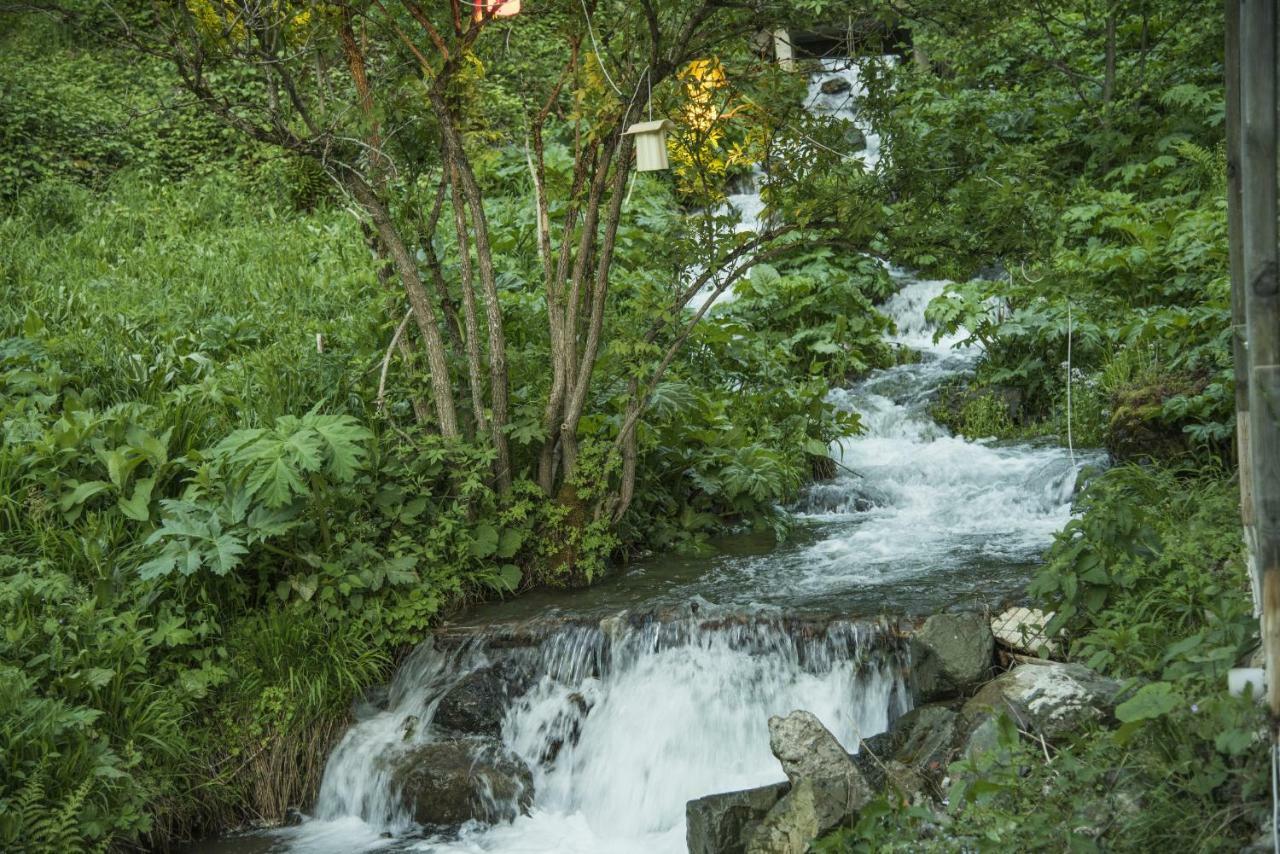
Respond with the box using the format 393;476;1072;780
304;413;373;481
1115;681;1179;723
497;528;524;559
117;477;155;521
470;522;499;558
208;532;248;576
59;479;111;512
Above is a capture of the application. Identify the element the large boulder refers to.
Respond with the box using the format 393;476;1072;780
687;781;790;854
767;710;872;832
820;77;852;95
389;738;533;828
911;613;995;702
963;662;1122;740
745;779;820;854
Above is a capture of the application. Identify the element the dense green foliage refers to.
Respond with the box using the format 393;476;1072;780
0;0;1257;849
0;9;889;850
813;0;1263;850
860;0;1234;453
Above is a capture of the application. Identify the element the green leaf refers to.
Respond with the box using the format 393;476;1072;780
497;528;524;559
803;438;830;456
59;480;111;512
496;564;521;592
1115;681;1179;723
470;522;499;558
117;477;155;521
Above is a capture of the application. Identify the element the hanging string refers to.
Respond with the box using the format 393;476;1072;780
579;0;624;97
1066;298;1077;468
647;67;653;122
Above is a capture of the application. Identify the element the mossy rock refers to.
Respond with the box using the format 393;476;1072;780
1105;373;1205;462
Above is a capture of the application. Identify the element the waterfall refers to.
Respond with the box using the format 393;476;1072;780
276;617;909;854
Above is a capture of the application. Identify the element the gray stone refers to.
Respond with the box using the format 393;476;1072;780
961;714;1000;760
843;126;867;151
881;759;930;804
767;710;872;832
745;778;820;854
887;703;961;782
963;662;1122;740
433;662;521;737
820;77;852;95
389;738;533;828
687;781;790;854
911;613;995;702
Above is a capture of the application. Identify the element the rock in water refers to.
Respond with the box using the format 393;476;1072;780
745;779;819;854
389;738;533;828
820;77;852;95
433;664;510;736
963;662;1122;740
911;612;995;701
767;710;872;833
686;781;790;854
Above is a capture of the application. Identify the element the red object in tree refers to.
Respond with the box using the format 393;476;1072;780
474;0;520;21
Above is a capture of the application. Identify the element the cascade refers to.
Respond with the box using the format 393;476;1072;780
232;57;1102;854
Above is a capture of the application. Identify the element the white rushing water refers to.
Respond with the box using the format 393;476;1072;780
261;264;1100;854
275;620;907;854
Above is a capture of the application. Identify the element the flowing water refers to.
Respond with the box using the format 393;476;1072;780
195;61;1103;854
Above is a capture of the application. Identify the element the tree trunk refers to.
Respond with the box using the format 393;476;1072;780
345;174;460;438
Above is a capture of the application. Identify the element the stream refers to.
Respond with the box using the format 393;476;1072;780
194;59;1101;854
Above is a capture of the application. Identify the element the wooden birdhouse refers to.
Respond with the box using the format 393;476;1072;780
474;0;520;21
623;119;675;171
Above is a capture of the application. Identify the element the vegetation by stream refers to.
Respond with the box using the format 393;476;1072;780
0;0;1263;852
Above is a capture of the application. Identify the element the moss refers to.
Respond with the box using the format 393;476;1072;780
1105;372;1206;462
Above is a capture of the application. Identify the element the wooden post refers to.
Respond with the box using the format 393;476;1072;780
1237;0;1280;720
1226;0;1259;615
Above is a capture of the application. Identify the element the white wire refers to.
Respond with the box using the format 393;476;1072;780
1272;739;1278;854
1066;299;1076;467
579;0;624;97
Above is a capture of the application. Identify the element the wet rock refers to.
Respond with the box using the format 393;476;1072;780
963;662;1122;740
1106;373;1205;462
843;126;867;151
283;806;305;826
886;703;961;783
767;710;872;832
911;612;995;702
960;713;1001;759
745;778;820;854
389;738;533;828
538;692;592;767
433;660;529;737
687;781;790;854
820;77;852;95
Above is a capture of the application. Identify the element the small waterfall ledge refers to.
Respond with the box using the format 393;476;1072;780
278;613;914;854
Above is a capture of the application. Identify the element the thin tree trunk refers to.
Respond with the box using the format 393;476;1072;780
449;161;490;437
1102;6;1116;113
430;88;513;489
561;136;634;478
346;174;460;438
